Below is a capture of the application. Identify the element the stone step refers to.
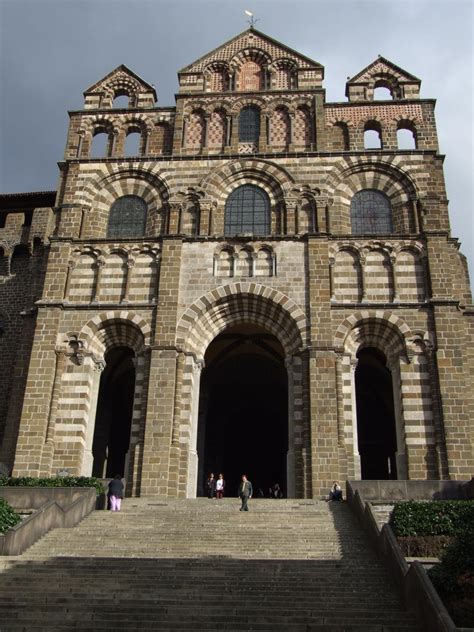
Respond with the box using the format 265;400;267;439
0;498;420;631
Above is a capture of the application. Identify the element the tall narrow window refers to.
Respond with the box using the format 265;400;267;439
225;185;270;236
239;106;260;143
107;195;147;238
351;190;393;235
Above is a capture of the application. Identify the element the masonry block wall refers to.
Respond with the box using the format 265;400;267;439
1;28;472;496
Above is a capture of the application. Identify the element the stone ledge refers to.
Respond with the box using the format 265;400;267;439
0;487;97;556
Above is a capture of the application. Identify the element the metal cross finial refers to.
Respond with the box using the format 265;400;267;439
244;10;259;28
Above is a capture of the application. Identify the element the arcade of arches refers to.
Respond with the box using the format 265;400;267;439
4;28;474;501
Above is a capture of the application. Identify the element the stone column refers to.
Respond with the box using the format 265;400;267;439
285;198;297;235
359;254;367;302
225;115;232;147
411;197;420;233
329;257;335;301
39;350;67;476
91;256;105;303
168;201;182;235
315;197;328;233
285;356;296;498
63;260;76;300
186;359;204;498
122;257;135;303
388;355;408;479
349;358;362;479
81;359;105;476
390;255;399;302
230;114;239;149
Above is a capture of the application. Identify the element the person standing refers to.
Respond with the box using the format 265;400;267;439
108;474;124;512
216;473;225;499
238;474;253;512
206;472;216;499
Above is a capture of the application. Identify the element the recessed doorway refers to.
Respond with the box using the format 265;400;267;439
197;325;288;497
355;347;398;479
92;346;135;479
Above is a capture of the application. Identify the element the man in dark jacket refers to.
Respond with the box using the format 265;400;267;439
238;474;253;512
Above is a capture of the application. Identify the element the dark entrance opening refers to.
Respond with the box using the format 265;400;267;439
355;347;398;479
92;346;135;478
197;325;288;497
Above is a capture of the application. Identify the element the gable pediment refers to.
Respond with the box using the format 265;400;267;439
348;56;420;85
179;28;323;75
346;56;421;101
83;65;157;109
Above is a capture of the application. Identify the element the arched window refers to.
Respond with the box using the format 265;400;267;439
113;94;129;108
397;123;417;150
239;106;260;143
107;195;147;238
373;86;392;100
351;190;393;234
224;185;270;236
364;122;382;149
91;131;110;158
124;131;141;156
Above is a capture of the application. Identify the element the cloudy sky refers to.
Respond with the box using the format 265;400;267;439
0;0;472;279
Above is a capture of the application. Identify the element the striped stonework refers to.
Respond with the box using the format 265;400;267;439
5;28;473;495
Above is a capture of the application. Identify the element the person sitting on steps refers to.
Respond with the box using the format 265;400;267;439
328;481;343;501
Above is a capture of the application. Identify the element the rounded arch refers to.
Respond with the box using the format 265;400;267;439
79;311;151;360
371;74;402;99
224;184;270;236
231;97;267;115
328;159;418;200
79;165;169;209
105;78;142;108
200;158;295;206
79;166;170;238
231;47;272;68
326;159;418;234
334;310;412;359
176;283;308;360
107;195;147;238
81;115;116;136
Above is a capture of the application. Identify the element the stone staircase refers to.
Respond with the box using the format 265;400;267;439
0;498;421;631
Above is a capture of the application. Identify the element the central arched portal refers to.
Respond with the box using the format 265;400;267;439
197;324;288;497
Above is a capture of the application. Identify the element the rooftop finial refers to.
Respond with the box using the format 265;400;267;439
244;9;259;28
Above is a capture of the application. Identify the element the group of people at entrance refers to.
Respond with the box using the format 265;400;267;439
205;473;226;499
206;473;253;511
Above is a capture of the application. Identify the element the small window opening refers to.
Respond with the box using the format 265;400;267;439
397;127;417;150
124;131;141;156
91;132;109;158
113;94;129;109
239;106;260;143
364;127;382;150
374;86;393;101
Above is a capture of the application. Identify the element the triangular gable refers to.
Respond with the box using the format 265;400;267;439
347;56;421;85
84;64;157;98
179;28;323;74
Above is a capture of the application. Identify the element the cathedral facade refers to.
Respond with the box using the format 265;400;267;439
0;28;473;497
